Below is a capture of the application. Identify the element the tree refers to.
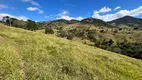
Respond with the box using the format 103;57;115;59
45;27;54;34
12;20;27;29
2;16;12;26
27;20;37;31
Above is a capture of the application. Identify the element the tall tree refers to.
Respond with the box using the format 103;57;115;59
27;20;37;31
2;16;12;26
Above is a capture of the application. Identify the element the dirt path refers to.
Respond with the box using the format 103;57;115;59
0;36;3;39
19;58;26;80
14;44;27;80
0;36;7;40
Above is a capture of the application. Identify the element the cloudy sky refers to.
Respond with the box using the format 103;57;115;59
0;0;142;21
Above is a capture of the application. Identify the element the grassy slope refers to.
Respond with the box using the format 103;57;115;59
0;23;142;80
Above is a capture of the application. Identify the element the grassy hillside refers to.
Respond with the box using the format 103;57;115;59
39;23;142;59
0;23;142;80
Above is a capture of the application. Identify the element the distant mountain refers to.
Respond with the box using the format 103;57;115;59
37;19;72;29
81;18;112;27
70;19;80;23
38;18;112;29
109;16;142;27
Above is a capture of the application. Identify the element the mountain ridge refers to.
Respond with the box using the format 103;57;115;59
109;16;142;27
38;16;142;28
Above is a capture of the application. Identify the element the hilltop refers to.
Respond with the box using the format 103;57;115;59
109;16;142;28
0;23;142;80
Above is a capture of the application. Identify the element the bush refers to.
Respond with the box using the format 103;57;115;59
27;20;38;31
87;30;97;41
134;27;139;30
119;28;122;31
59;30;68;38
45;27;54;34
100;30;105;33
67;32;74;40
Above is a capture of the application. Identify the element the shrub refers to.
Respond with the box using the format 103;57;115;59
59;30;68;38
100;30;105;33
119;28;122;31
67;32;74;40
134;27;139;30
45;27;54;34
27;20;38;31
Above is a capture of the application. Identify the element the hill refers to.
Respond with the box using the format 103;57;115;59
81;18;112;27
38;22;142;59
109;16;142;28
37;18;112;29
0;23;142;80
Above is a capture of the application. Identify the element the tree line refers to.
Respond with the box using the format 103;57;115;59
2;16;37;31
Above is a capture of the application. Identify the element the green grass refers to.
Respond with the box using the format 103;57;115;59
0;23;142;80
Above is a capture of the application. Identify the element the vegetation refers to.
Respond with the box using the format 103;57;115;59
40;22;142;59
109;16;142;28
0;23;142;80
27;20;37;31
94;39;142;59
45;27;54;34
2;16;37;31
81;18;112;27
2;16;12;26
1;16;142;59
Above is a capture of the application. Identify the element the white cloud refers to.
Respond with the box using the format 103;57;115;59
0;13;28;21
57;16;84;21
114;6;121;10
27;7;38;11
21;0;41;7
57;10;69;16
0;4;8;9
57;10;84;20
27;7;43;14
92;6;142;21
75;17;84;20
95;6;111;14
45;15;54;18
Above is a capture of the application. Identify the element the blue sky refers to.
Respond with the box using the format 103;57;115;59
0;0;142;21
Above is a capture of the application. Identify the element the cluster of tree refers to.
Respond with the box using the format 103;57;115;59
116;42;142;59
95;39;114;49
2;16;37;31
93;39;142;59
69;28;142;59
44;27;74;40
43;25;142;59
87;30;142;59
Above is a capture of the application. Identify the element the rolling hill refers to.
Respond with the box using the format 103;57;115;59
81;18;112;27
37;18;112;29
0;23;142;80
